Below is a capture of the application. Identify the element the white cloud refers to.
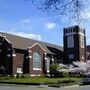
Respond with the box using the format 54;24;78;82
85;12;90;18
7;30;42;41
21;19;31;23
45;22;56;29
81;11;90;20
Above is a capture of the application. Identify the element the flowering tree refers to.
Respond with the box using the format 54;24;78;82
70;61;90;75
57;61;90;77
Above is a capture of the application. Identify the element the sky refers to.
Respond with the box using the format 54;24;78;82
0;0;90;46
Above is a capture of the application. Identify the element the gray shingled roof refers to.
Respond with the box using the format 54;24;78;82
0;32;63;55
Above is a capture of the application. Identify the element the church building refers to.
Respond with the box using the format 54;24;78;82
0;32;63;76
0;25;89;76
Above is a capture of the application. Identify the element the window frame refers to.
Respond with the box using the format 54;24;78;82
33;52;42;70
68;54;74;59
67;35;74;48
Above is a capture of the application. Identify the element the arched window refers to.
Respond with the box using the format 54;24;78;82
33;52;41;70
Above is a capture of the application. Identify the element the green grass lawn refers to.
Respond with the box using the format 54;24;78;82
0;77;81;85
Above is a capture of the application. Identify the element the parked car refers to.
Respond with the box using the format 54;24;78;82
80;75;90;85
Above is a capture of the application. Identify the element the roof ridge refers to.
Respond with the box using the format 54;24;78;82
0;31;62;47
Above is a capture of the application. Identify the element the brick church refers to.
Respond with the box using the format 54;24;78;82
0;25;89;76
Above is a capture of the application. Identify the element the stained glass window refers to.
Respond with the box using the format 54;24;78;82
33;52;41;70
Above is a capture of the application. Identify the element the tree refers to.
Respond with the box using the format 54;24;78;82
71;61;90;76
57;61;90;77
31;0;88;23
50;64;59;77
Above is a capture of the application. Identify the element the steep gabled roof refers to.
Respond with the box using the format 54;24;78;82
28;43;46;51
0;32;63;55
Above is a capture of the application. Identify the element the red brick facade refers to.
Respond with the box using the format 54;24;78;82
28;43;45;76
12;49;25;74
0;32;63;76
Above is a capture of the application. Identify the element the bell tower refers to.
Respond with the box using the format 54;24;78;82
63;25;86;64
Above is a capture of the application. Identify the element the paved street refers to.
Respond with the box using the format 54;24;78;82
0;84;90;90
49;85;90;90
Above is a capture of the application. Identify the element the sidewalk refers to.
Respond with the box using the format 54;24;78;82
63;85;79;88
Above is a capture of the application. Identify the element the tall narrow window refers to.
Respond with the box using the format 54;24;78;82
81;36;84;48
33;52;41;70
45;57;50;73
67;35;74;48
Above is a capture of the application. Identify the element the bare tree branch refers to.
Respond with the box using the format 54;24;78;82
29;0;88;23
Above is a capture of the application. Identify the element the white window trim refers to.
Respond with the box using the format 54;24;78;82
33;68;42;70
65;32;76;36
45;53;47;55
64;32;85;36
45;57;47;60
29;50;32;52
12;54;16;57
30;74;41;77
79;32;84;36
28;43;46;51
47;70;50;73
17;67;23;74
52;58;54;61
5;37;11;44
29;56;32;58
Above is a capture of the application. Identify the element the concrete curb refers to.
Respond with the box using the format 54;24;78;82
63;85;79;88
0;82;80;88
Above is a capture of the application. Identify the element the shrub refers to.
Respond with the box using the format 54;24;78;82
50;64;60;77
16;73;22;78
21;74;30;78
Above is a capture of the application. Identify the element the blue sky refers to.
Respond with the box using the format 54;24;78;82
0;0;90;46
